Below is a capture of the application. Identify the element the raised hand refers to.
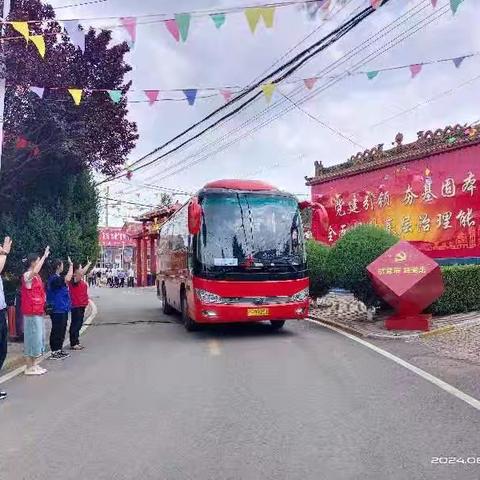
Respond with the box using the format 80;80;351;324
44;246;50;258
2;236;12;254
68;256;73;265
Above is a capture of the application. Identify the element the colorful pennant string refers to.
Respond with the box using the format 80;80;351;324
29;86;44;98
366;70;379;80
261;83;276;103
450;0;464;14
304;77;318;89
68;88;83;106
144;90;160;105
30;35;46;58
63;20;85;53
11;21;29;42
175;13;191;42
183;89;198;106
165;18;179;42
120;17;137;43
108;90;122;103
409;64;422;79
210;13;226;29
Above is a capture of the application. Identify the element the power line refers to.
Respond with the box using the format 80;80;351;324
97;1;391;186
144;0;437;181
150;1;450;182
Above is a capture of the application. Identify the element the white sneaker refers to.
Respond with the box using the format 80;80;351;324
36;366;47;375
24;366;42;376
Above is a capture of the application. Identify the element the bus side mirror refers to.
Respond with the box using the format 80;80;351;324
188;198;202;235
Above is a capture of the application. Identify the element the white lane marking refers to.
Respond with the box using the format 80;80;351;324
307;318;480;412
207;340;221;356
0;301;98;386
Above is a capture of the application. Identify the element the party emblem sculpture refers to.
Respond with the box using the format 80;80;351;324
367;241;444;331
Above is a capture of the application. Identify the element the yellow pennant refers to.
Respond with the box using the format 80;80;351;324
260;7;275;28
30;35;45;58
68;88;83;106
261;83;276;103
11;21;29;42
245;8;261;34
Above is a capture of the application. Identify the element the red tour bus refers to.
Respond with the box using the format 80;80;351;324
156;179;310;331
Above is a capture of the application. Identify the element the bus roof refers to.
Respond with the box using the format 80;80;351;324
203;179;278;192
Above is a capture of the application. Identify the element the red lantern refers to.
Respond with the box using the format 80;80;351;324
188;197;202;235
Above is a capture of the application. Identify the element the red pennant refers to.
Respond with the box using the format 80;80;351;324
409;64;422;78
303;78;317;90
431;0;438;6
371;0;383;9
220;89;232;102
165;19;180;42
144;90;160;105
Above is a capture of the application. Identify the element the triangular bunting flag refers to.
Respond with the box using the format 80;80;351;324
452;56;466;68
175;13;191;42
245;8;262;34
183;89;197;106
371;0;384;8
304;78;317;89
260;7;275;28
144;90;159;105
64;20;85;53
431;0;438;7
11;21;29;42
210;13;226;29
29;86;44;98
165;19;180;42
367;70;379;80
108;90;122;103
68;88;83;106
220;89;232;102
450;0;464;14
30;35;46;58
120;17;137;42
409;64;422;78
261;83;276;103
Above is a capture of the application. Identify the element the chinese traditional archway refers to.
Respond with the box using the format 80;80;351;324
306;124;480;264
127;203;182;287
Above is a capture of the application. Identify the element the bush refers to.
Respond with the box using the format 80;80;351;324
306;240;330;298
326;225;398;306
430;265;480;315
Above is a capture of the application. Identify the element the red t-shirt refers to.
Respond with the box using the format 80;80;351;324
69;279;89;308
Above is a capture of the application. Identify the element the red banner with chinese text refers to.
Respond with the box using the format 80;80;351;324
99;227;136;247
311;144;480;260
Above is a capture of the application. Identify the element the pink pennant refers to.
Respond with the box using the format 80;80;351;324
409;64;422;79
165;19;180;42
220;89;232;102
303;78;317;90
431;0;438;7
120;17;137;42
144;90;160;105
371;0;383;8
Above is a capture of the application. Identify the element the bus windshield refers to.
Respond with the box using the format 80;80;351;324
197;193;305;275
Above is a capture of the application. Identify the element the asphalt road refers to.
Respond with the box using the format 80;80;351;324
0;288;479;480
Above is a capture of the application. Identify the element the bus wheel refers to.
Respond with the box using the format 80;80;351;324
270;320;285;330
181;293;198;332
161;285;174;315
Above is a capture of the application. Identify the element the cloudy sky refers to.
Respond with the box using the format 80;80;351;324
48;0;479;226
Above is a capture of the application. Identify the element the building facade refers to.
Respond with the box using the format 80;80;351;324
306;124;480;264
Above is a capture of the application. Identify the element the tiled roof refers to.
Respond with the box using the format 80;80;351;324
305;124;480;186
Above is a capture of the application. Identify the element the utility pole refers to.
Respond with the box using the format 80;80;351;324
105;186;109;226
0;0;11;172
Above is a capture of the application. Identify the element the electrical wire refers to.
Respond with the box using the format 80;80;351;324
151;2;451;182
140;0;439;181
97;1;392;186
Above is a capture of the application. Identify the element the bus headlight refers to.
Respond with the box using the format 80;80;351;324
196;289;223;304
290;288;309;302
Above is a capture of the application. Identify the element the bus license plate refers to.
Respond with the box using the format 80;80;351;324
247;308;269;317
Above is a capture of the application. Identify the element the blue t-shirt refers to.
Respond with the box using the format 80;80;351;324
47;274;71;313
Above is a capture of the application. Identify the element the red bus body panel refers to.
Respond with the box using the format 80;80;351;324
189;277;309;323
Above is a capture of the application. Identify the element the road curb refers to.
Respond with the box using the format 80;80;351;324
308;314;480;340
0;300;98;386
